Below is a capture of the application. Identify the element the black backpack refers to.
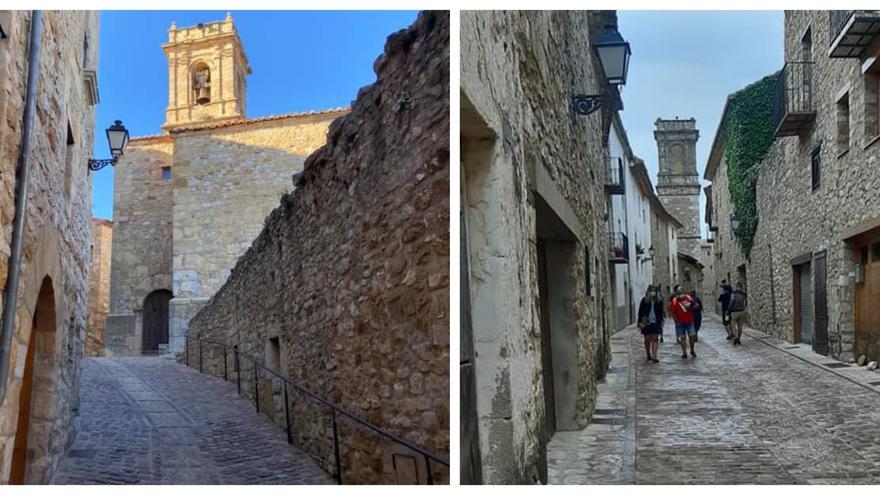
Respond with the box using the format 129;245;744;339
729;291;746;312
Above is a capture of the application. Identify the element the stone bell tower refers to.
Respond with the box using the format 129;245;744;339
162;12;251;131
655;117;702;257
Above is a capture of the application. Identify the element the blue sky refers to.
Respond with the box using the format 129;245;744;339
617;11;784;236
91;10;418;219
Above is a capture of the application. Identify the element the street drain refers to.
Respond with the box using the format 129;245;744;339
824;362;850;369
784;346;800;349
869;381;880;386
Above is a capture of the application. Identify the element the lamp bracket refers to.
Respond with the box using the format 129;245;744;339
88;157;117;172
572;94;607;116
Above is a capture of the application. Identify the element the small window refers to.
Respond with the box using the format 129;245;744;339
864;58;880;139
836;93;850;154
64;121;75;198
584;246;592;296
83;33;89;68
161;166;171;181
862;246;869;265
873;242;880;262
811;146;821;190
265;337;281;373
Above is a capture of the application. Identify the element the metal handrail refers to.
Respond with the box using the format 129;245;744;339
184;334;448;485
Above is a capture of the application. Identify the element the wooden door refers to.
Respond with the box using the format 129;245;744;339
813;251;828;356
10;323;37;484
142;290;172;354
855;235;880;359
795;262;812;345
537;239;556;439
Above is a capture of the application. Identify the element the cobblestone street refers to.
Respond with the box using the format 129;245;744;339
50;357;332;484
550;314;880;484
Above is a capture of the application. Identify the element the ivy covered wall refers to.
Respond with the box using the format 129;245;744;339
722;72;779;257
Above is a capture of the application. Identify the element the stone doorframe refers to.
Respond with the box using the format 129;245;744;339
0;225;71;484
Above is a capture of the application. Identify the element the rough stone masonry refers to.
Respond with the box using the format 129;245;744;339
0;11;99;483
186;11;449;484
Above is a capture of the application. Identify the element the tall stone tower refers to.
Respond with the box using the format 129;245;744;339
161;12;251;131
655;117;701;257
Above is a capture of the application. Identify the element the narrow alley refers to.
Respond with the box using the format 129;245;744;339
50;357;331;484
550;316;880;485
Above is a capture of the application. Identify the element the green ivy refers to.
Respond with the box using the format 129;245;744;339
722;72;779;258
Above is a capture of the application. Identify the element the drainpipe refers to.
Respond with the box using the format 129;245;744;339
0;10;42;407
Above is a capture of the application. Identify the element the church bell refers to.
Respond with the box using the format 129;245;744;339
196;87;210;104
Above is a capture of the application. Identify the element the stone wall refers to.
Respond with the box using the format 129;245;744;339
461;10;614;484
186;11;449;484
106;136;173;356
708;11;880;362
708;146;749;293
0;10;98;483
749;11;880;359
85;218;112;356
167;111;343;353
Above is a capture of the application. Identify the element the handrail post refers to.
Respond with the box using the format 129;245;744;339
332;409;342;484
223;345;228;382
284;384;292;445
234;345;241;395
424;454;433;485
198;337;203;373
254;363;260;414
185;336;189;366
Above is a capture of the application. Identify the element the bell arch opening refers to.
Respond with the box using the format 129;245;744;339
191;61;211;105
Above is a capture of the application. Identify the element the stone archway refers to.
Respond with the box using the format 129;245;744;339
142;289;172;354
10;276;59;484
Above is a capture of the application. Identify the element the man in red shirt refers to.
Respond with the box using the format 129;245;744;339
669;284;697;359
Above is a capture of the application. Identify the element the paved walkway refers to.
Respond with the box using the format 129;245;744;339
51;357;332;484
549;314;880;484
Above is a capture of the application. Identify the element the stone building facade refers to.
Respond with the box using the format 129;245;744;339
706;10;880;362
85;218;112;357
0;10;99;483
461;11;619;484
184;11;449;484
649;183;682;300
105;13;345;356
655;118;704;292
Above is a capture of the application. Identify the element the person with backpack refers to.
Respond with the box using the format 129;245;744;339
728;282;748;345
689;290;703;341
638;285;664;363
668;284;697;359
718;282;733;340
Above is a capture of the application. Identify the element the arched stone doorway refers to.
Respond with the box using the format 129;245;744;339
142;290;172;354
10;276;58;484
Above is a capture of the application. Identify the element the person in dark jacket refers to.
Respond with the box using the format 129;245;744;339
689;290;704;341
638;285;665;363
718;282;733;340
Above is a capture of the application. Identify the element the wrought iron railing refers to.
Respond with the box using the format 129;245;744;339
830;10;855;43
772;61;815;134
609;231;628;261
183;335;449;485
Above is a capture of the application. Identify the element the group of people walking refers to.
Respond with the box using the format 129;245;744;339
636;281;747;363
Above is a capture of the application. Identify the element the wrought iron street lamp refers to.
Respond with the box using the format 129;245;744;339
573;17;632;116
88;120;129;171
